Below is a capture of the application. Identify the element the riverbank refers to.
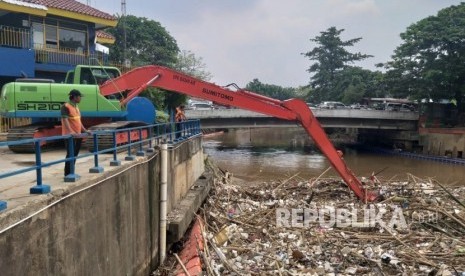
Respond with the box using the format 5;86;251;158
155;160;465;275
358;145;465;166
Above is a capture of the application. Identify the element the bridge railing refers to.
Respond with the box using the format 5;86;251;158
0;120;201;211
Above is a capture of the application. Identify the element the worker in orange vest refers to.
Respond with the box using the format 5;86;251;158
61;89;90;177
175;105;187;138
175;105;187;122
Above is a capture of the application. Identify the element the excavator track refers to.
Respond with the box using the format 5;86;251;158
7;123;62;153
85;121;149;152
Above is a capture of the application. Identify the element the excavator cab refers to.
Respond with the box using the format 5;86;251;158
65;65;121;86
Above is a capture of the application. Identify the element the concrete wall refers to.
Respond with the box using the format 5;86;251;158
420;133;465;158
168;136;204;213
0;136;204;276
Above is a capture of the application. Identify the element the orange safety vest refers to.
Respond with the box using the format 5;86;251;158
175;107;185;122
61;102;82;135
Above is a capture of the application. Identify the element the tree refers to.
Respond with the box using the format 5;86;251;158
335;67;387;103
303;27;372;102
107;15;179;67
245;79;300;100
107;15;184;111
174;50;212;81
386;3;465;109
296;85;313;103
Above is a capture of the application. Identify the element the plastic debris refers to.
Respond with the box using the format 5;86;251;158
155;162;465;275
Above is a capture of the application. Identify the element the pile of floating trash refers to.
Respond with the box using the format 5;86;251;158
158;162;465;275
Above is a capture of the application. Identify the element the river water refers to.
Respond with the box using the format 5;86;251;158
203;128;465;186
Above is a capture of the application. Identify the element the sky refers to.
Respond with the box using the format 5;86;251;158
87;0;462;88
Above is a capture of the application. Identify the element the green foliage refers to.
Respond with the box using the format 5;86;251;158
295;85;313;102
342;84;364;104
339;67;388;103
164;92;188;110
385;3;465;109
140;87;165;109
139;87;188;111
155;110;170;123
107;15;192;111
174;50;212;81
171;50;212;109
245;79;301;100
305;66;384;104
107;15;179;67
303;27;373;102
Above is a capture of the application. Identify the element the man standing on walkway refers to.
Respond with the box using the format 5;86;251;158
175;105;187;138
175;105;187;122
61;89;90;177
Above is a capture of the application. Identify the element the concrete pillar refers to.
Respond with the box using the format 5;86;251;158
432;140;438;155
404;141;413;151
439;141;445;156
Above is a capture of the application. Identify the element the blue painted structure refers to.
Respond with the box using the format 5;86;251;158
0;120;202;212
0;19;112;85
125;97;156;124
0;48;35;77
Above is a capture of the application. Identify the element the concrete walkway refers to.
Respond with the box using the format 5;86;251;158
0;145;152;230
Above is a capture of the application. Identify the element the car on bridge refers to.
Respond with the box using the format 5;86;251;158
319;101;347;109
385;103;415;112
306;103;318;109
187;100;215;110
349;103;369;110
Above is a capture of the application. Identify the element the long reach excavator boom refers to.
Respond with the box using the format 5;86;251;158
99;65;378;202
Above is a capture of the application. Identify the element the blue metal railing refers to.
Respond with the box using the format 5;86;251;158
0;120;201;212
367;146;465;165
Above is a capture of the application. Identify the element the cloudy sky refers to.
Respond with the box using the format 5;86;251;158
88;0;461;88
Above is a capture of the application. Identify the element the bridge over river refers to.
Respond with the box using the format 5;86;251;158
185;108;419;130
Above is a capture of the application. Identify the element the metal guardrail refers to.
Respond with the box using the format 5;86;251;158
0;120;201;212
366;146;465;165
34;47;110;67
0;25;31;48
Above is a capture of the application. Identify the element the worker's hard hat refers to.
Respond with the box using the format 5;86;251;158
69;89;83;97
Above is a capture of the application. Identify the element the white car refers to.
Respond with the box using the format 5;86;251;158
188;103;214;110
385;103;414;112
319;101;347;109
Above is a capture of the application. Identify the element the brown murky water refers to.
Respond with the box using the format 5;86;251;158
203;128;465;186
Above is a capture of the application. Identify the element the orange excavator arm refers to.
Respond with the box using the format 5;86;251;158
99;65;378;202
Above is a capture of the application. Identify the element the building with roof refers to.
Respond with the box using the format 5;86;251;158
0;0;117;85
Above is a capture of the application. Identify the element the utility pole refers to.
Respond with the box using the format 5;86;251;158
121;0;129;68
121;0;127;16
